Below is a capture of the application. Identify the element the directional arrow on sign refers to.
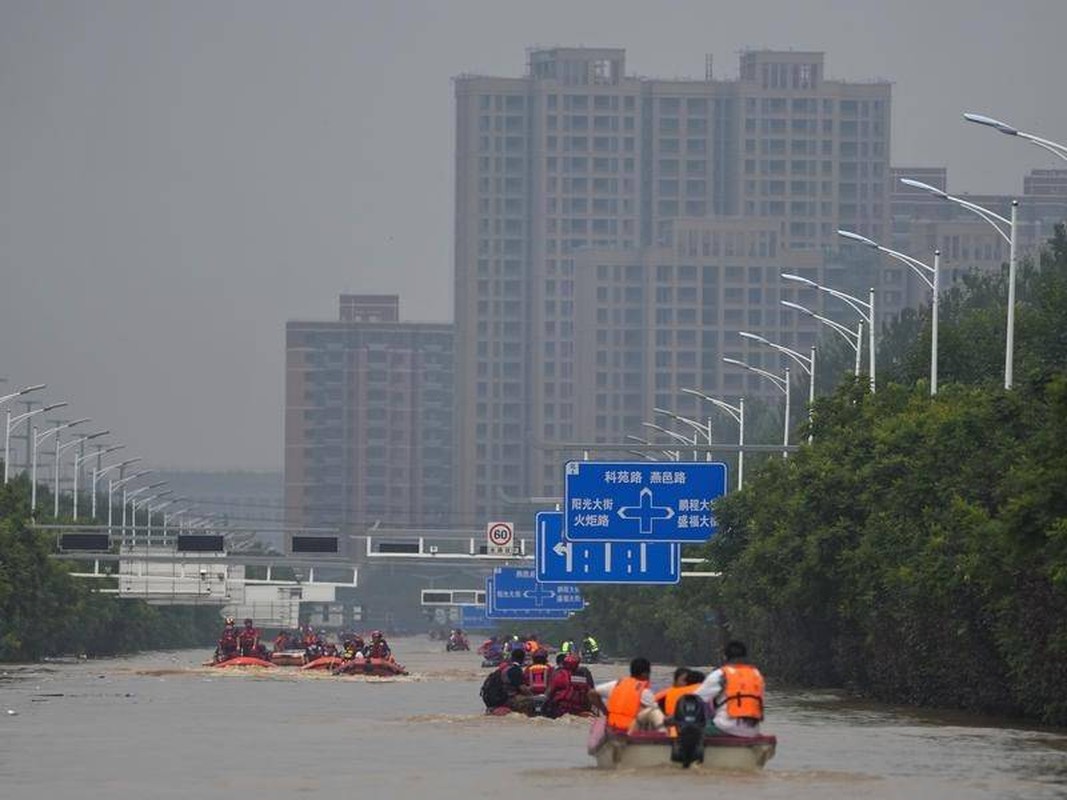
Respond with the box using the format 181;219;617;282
617;486;675;534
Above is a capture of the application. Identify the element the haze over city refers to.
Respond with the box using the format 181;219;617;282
2;0;1065;470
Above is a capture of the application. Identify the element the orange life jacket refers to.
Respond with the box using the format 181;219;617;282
659;684;699;717
606;676;649;731
716;664;765;720
524;663;552;693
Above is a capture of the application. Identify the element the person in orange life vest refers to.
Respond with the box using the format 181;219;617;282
693;640;765;738
523;649;553;695
237;618;260;657
545;653;594;716
588;657;666;733
655;667;698;716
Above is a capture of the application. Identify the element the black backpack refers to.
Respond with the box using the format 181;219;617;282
670;693;707;768
480;667;509;708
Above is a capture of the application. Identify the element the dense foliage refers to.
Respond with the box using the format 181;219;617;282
579;227;1067;724
0;476;218;661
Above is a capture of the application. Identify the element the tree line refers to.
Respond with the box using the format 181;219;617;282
0;475;218;661
580;227;1067;725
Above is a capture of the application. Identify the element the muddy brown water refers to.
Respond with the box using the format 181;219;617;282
0;635;1064;799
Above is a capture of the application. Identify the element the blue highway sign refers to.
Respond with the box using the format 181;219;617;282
484;577;572;619
493;567;584;611
563;461;728;542
460;605;494;630
535;511;681;584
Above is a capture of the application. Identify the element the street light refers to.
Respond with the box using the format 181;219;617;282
739;331;815;443
963;113;1067;164
781;301;864;377
652;407;712;461
147;496;185;543
900;177;1016;389
107;470;154;534
74;444;123;520
782;273;876;392
129;490;173;543
641;420;699;461
54;430;109;518
92;457;141;519
724;357;791;457
839;229;940;395
624;434;679;461
4;401;67;484
31;417;90;513
123;481;167;539
679;389;745;489
0;383;45;408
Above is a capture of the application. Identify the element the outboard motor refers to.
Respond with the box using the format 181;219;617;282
670;693;707;768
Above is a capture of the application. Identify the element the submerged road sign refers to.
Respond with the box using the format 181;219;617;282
484;576;572;620
535;511;681;584
563;461;728;542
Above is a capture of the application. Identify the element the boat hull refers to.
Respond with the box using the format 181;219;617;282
588;719;776;770
271;651;307;667
302;656;345;671
206;656;275;668
334;657;408;676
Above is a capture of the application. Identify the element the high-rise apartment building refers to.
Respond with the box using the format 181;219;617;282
284;295;453;537
454;47;892;521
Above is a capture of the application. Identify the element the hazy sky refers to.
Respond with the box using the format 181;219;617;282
2;0;1065;470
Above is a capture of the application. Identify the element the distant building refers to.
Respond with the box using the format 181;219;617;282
454;47;892;517
284;295;454;536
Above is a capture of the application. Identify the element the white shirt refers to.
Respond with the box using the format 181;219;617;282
693;666;762;738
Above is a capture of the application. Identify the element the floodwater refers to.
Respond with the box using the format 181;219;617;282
0;636;1064;800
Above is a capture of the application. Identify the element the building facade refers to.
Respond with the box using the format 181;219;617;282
454;47;892;518
284;295;453;537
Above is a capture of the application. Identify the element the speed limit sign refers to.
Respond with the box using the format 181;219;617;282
486;521;515;556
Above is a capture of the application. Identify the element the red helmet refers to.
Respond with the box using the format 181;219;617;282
371;630;383;639
563;654;581;669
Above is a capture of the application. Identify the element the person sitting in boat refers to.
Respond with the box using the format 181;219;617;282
588;657;666;733
341;634;364;661
502;647;535;713
523;649;553;696
215;617;239;661
364;630;392;660
655;667;698;717
581;633;601;662
544;653;594;717
237;618;262;658
692;640;765;738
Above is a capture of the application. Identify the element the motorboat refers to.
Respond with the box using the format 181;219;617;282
587;718;776;770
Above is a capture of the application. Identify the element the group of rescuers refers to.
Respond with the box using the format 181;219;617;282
488;639;764;738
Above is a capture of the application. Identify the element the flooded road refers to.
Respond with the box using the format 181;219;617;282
1;635;1064;799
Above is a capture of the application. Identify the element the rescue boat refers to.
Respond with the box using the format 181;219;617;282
270;650;308;667
333;656;408;677
587;718;776;771
205;655;275;668
301;655;345;671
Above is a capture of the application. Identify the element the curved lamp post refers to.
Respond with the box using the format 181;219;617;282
963;113;1067;164
54;430;109;518
107;470;154;535
724;357;791;457
641;421;695;461
739;331;815;443
900;177;1016;389
123;481;167;539
781;300;863;376
31;417;90;513
93;457;141;520
839;229;940;395
624;433;678;461
652;407;712;461
5;401;67;484
782;273;875;392
679;388;744;489
74;444;123;520
130;490;173;544
0;384;45;408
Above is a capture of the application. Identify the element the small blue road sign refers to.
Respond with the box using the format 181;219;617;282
483;576;575;620
493;566;584;611
460;605;494;630
535;511;681;584
563;461;728;542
